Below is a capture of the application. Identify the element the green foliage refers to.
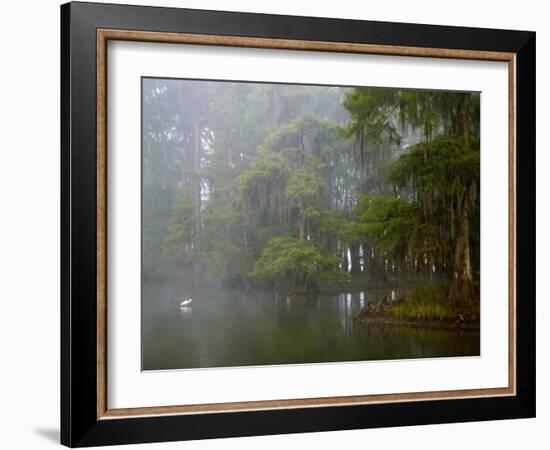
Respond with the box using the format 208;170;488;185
142;212;169;278
397;90;441;141
342;87;401;171
385;134;480;273
200;194;250;282
388;135;479;196
356;195;416;256
237;115;352;255
390;283;455;320
237;150;288;229
238;150;286;196
342;88;401;144
264;115;341;154
390;301;455;321
143;78;480;303
409;282;450;304
160;190;198;270
316;210;349;234
250;236;343;282
284;170;324;205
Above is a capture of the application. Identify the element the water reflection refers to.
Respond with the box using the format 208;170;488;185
142;283;480;370
178;307;192;318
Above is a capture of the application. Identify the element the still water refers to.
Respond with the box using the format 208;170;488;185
142;283;479;370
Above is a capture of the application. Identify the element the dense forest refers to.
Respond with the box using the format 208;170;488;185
142;78;480;321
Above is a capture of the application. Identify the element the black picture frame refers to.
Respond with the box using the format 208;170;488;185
61;1;535;447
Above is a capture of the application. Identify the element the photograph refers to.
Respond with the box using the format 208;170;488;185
56;1;537;447
141;78;481;370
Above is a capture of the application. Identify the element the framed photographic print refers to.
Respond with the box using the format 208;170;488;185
60;1;536;447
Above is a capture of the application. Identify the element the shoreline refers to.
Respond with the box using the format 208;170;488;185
356;315;480;331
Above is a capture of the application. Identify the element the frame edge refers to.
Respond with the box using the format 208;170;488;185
61;2;536;446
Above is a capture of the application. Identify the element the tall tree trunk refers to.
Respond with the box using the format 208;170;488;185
398;264;404;290
372;251;388;287
298;215;306;240
350;243;362;274
448;93;477;313
458;93;471;142
362;243;370;273
359;126;365;171
292;273;319;295
342;246;350;272
242;275;252;293
448;182;478;313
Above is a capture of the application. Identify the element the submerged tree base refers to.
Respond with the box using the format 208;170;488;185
354;283;479;330
356;313;480;331
290;279;320;296
354;306;479;330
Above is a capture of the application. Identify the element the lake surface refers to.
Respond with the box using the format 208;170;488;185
142;283;480;370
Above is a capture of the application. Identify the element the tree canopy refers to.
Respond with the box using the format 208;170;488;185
143;79;480;311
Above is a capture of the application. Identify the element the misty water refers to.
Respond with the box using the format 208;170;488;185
142;283;480;371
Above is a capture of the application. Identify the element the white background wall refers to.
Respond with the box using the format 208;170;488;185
0;0;546;448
